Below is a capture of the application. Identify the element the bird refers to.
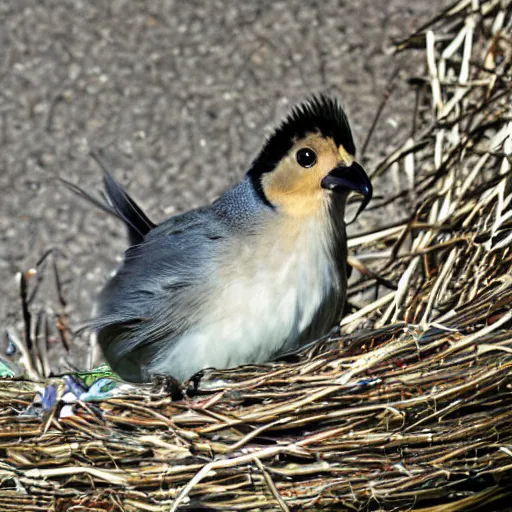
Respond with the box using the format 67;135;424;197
86;95;372;383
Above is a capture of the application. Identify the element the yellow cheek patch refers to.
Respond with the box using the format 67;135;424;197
261;134;344;218
262;163;325;217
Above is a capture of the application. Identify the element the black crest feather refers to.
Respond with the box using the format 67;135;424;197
248;94;355;182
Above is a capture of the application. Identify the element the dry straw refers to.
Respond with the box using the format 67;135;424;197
1;0;512;510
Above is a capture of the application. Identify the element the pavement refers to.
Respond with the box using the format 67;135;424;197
0;0;450;370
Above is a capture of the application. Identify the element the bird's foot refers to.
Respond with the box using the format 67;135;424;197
150;374;184;401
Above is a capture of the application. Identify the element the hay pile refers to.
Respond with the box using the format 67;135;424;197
1;0;512;510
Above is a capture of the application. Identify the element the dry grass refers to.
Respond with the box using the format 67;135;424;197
1;0;512;510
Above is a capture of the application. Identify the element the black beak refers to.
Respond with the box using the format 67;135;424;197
321;162;373;219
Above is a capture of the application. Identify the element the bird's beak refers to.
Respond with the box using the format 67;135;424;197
321;162;373;218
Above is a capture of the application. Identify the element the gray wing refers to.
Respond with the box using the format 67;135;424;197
94;208;227;382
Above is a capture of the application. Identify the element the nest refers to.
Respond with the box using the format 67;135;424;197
1;1;512;510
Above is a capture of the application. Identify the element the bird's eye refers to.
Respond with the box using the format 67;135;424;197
296;147;317;168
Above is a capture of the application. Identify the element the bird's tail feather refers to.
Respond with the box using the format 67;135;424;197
60;177;116;218
61;151;156;246
102;170;155;245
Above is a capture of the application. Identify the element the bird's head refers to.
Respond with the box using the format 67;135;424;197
248;95;372;219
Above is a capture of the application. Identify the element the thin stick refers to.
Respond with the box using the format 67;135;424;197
361;65;402;158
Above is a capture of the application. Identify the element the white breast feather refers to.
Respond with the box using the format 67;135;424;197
151;214;345;379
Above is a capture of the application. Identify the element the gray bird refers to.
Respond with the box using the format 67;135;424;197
88;95;372;383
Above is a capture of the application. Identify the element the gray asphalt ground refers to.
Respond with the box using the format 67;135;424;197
0;0;450;371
